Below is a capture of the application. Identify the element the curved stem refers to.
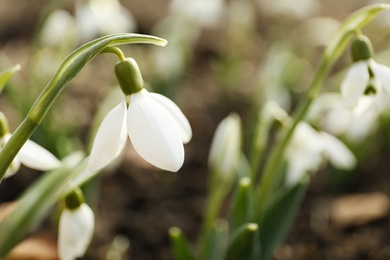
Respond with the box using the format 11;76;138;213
101;46;126;61
0;33;167;181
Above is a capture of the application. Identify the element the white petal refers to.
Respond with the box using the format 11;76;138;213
149;92;192;143
18;140;61;171
127;90;184;172
4;157;21;178
370;60;390;92
319;132;356;170
58;204;95;260
88;101;127;172
341;61;369;108
208;113;241;176
1;134;21;178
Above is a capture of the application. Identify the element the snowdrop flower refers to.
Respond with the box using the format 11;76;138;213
285;122;356;185
58;189;94;260
88;58;192;172
0;113;61;178
208;113;242;177
341;35;390;110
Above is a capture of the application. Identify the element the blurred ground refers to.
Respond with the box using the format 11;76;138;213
1;0;390;260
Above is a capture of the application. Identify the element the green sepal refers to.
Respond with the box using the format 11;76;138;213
64;187;85;210
351;35;373;62
115;58;144;95
228;177;253;231
224;223;260;260
258;177;309;260
169;227;196;260
0;64;20;94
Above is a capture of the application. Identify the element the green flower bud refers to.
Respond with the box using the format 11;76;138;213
115;58;144;95
65;188;85;210
351;35;373;62
0;112;9;138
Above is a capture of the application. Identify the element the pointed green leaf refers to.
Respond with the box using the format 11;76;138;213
0;65;20;94
229;177;253;231
200;219;229;260
258;177;308;260
169;227;196;260
224;223;260;260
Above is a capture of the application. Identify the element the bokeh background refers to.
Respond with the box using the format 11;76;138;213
1;0;390;259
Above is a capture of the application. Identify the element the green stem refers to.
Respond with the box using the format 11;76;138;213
0;33;167;181
254;3;390;219
101;46;126;61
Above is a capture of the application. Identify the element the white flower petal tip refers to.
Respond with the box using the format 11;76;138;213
320;132;357;170
127;90;185;172
18;139;62;171
88;101;128;173
149;93;192;144
58;204;95;260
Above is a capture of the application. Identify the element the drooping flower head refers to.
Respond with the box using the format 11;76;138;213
285;122;356;185
341;35;390;110
0;112;61;178
88;58;192;172
58;189;94;260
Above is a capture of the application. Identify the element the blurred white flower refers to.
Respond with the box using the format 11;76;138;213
1;133;62;178
58;203;94;260
76;0;137;42
342;36;390;110
309;93;385;142
170;0;225;27
88;89;192;172
256;0;320;18
208;113;242;177
39;9;78;47
285;122;356;185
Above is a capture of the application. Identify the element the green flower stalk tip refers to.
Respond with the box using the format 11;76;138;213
351;35;373;62
239;177;251;187
115;58;144;95
247;223;258;232
169;227;182;237
65;188;85;210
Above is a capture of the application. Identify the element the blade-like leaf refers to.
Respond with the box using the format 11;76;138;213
224;223;260;260
229;177;253;231
199;219;229;260
0;64;20;94
169;227;195;260
258;177;309;260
